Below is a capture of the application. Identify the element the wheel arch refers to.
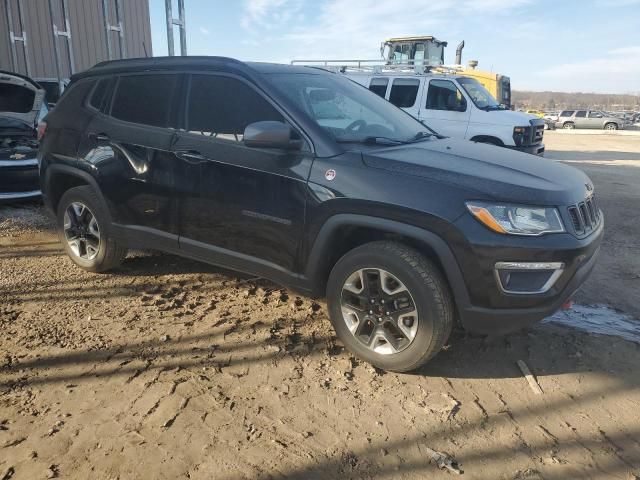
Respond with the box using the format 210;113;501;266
469;135;505;147
305;214;470;307
42;165;106;215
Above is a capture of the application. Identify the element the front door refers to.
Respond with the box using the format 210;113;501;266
420;79;470;138
81;73;182;249
172;73;313;274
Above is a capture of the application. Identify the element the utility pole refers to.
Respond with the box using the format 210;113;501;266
165;0;186;56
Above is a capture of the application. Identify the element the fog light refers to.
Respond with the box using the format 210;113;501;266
495;262;564;294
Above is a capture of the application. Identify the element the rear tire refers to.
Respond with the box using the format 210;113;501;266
326;241;454;372
563;122;575;129
604;122;618;131
56;186;127;272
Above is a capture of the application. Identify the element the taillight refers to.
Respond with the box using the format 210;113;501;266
37;121;47;141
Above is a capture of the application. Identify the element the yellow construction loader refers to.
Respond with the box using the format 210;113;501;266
381;37;512;108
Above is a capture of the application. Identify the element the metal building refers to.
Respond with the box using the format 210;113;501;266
0;0;152;82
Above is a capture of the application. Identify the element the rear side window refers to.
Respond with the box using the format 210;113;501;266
389;78;420;108
111;74;178;127
186;75;283;141
369;77;388;98
426;79;467;112
560;110;574;117
575;111;587;118
89;78;112;111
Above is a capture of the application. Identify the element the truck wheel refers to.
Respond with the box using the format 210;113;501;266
326;241;454;372
604;122;618;131
563;122;575;129
56;186;127;272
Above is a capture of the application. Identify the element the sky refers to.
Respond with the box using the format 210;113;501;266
149;0;640;94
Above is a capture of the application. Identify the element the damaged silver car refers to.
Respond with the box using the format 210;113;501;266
0;70;47;201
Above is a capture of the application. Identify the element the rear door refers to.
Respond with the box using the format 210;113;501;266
420;79;470;137
171;73;313;274
574;110;588;128
82;73;183;249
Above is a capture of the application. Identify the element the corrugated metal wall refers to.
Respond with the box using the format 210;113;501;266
0;0;152;79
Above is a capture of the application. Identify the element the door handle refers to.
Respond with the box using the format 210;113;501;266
175;150;208;164
88;132;110;144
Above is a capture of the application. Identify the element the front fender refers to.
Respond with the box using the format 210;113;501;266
304;213;471;307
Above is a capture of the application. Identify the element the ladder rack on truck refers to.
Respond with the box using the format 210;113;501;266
290;59;466;76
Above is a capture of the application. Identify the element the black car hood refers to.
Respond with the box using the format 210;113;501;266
361;138;592;206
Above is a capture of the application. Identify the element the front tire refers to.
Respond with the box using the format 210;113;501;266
326;241;454;372
563;122;575;129
57;186;127;272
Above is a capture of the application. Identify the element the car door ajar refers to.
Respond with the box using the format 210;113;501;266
172;73;314;275
81;73;183;249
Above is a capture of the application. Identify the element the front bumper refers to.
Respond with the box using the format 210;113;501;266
0;157;41;202
451;213;603;335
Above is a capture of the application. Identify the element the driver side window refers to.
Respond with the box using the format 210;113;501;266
425;80;467;112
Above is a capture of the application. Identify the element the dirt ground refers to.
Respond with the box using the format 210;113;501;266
1;133;639;480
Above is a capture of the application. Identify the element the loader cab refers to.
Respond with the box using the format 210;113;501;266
381;36;448;68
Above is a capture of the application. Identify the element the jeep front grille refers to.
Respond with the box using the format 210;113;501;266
567;195;600;235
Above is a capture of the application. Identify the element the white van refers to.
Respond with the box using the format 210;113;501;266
345;72;545;156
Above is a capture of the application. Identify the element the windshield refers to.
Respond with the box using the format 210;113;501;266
457;77;503;109
264;72;432;144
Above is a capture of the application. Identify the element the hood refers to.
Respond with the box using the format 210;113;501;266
361;137;593;206
0;70;45;126
471;108;542;127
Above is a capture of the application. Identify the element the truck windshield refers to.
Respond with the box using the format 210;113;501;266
264;72;433;144
457;77;504;110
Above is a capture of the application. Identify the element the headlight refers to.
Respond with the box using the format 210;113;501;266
512;126;531;146
466;202;565;236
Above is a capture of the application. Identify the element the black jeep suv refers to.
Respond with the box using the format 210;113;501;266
39;57;603;372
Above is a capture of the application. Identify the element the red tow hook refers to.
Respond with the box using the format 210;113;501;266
561;299;574;310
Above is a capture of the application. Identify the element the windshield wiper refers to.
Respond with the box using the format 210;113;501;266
481;104;506;111
407;131;435;142
336;136;407;145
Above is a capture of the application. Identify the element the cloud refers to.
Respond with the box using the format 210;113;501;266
538;46;640;93
199;26;210;35
241;0;302;31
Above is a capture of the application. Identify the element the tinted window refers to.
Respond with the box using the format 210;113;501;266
560;110;574;117
111;74;178;127
575;111;587;118
187;75;283;141
389;78;420;108
89;78;111;111
369;77;388;98
426;79;467;112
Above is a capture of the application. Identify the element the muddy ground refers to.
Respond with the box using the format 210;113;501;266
1;133;639;479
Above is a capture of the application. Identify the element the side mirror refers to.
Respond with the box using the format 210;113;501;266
243;121;301;150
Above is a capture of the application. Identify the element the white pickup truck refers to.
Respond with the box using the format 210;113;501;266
342;71;545;156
